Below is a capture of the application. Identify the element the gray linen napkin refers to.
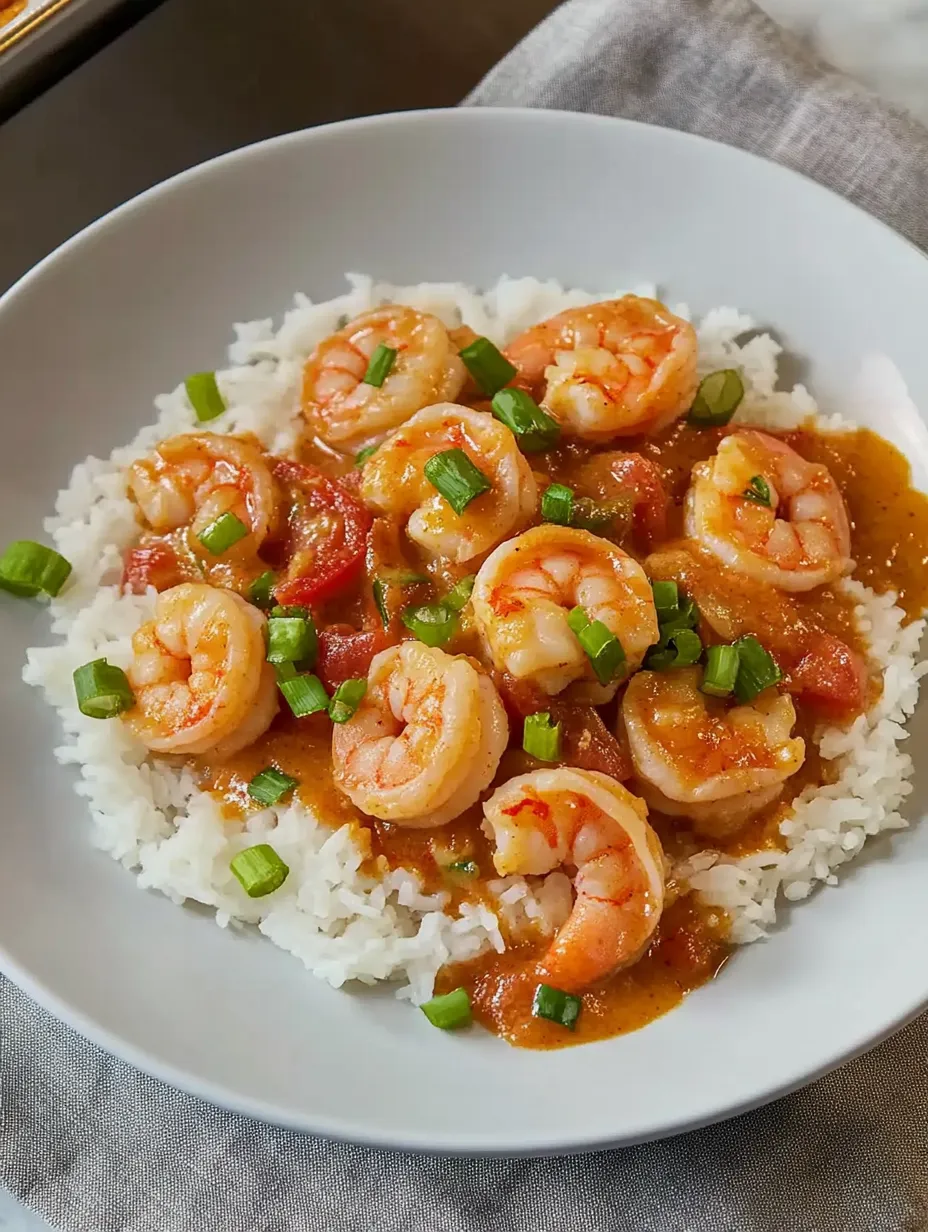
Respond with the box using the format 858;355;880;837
5;1;928;1229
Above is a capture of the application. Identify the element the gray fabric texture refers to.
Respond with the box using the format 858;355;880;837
5;1;928;1229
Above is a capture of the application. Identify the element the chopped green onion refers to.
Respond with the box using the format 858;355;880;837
355;444;379;467
247;766;298;806
401;602;458;648
266;612;317;667
185;371;226;422
490;388;561;453
733;635;782;703
660;594;700;634
541;483;574;526
420;986;472;1030
230;843;289;897
372;573;429;629
329;678;367;724
458;336;517;396
446;859;479;877
424;448;492;515
278;672;329;718
197;511;249;556
532;983;582;1030
645;627;703;670
0;540;72;598
566;606;626;685
523;712;562;762
362;344;397;388
688;369;745;426
372;578;390;629
270;605;309;619
742;474;772;507
444;575;476;612
701;644;741;697
650;579;680;622
248;570;276;610
73;659;135;719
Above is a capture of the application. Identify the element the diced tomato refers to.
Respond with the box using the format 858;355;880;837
122;541;184;594
492;670;632;780
571;452;669;550
317;625;395;691
272;459;371;606
785;632;868;718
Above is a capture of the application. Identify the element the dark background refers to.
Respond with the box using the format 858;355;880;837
0;0;558;292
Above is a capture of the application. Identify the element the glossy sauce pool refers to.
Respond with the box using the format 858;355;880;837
197;420;928;1048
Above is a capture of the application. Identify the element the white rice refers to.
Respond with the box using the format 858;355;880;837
22;275;925;1000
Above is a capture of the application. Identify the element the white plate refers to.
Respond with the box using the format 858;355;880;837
1;108;928;1155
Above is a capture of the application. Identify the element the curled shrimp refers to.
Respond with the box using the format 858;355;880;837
483;768;665;991
504;295;698;441
685;430;853;592
124;582;278;756
471;525;659;699
360;403;537;563
302;306;467;447
331;641;508;827
621;667;805;838
127;433;277;556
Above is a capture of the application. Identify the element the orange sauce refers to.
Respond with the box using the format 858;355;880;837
0;0;27;30
192;415;928;1049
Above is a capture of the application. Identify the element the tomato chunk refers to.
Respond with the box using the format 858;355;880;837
787;632;869;718
272;459;371;606
317;625;394;691
570;452;669;550
122;541;185;594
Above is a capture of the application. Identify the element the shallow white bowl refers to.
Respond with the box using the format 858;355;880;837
2;108;928;1155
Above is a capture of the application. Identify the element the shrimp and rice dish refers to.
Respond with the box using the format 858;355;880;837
13;275;928;1048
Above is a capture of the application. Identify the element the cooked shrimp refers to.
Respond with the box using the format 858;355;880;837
483;768;665;991
685;430;853;592
360;404;537;563
127;433;277;556
124;583;277;756
302;306;467;447
504;295;698;440
621;667;805;838
332;641;508;827
471;525;659;699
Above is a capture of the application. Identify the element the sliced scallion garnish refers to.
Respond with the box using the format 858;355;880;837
424;448;492;515
73;659;135;719
444;574;476;612
732;635;782;702
532;983;581;1030
420;986;472;1030
197;511;249;556
328;678;367;724
401;601;458;648
687;369;745;426
355;444;379;467
248;570;276;611
185;371;226;422
247;767;298;807
645;627;703;670
266;611;317;667
0;540;72;598
700;644;741;697
230;843;289;897
541;483;574;526
458;336;517;396
446;859;479;877
742;474;772;506
650;579;680;623
278;671;329;718
363;344;397;388
566;606;626;685
490;387;560;453
523;712;562;762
